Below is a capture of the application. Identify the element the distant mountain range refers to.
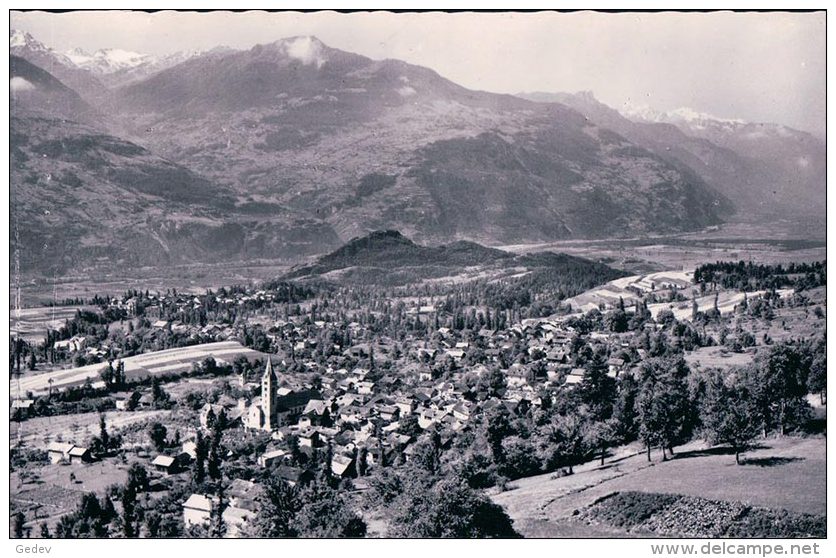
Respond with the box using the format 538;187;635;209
9;30;826;276
519;91;825;217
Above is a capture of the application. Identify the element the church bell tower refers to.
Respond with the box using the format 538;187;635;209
261;357;278;430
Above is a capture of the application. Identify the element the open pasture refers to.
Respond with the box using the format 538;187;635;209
492;436;826;538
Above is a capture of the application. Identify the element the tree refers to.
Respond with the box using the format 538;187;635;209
499;436;541;479
410;430;442;476
207;427;223;481
807;342;826;404
606;309;629;333
744;343;812;436
357;447;368;477
77;492;109;537
99;362;115;388
293;482;366;538
149;422;168;453
210;485;227;539
126;463;150;493
121;464;149;538
151;377;169;409
193;431;208;485
579;351;616;421
585;418;619;466
701;372;759;464
547;413;588;474
98;414;110;451
483;405;513;464
398;413;421;439
246;477;300;537
478;367;507;399
613;374;640;442
388;478;519;538
121;487;138;538
637;357;694;460
126;390;141;411
144;510;162;538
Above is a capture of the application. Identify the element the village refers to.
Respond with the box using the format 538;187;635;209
9;261;828;538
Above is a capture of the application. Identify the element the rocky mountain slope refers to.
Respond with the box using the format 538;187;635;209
110;37;730;243
11;31;822;276
11;55;337;274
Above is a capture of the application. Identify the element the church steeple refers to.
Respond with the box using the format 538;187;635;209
261;357;278;430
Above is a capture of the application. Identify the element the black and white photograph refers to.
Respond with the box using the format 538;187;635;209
6;6;829;543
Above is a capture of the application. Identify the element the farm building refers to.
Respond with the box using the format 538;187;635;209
68;446;92;463
47;442;75;464
153;455;178;474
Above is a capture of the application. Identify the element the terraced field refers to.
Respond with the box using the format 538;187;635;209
9;305;95;344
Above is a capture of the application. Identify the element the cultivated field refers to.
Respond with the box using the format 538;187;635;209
564;270;693;312
11;341;267;395
9;305;95;344
12;409;173;449
10;452;167;530
491;435;826;538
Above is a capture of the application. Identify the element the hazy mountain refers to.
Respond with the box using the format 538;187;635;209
284;230;625;288
111;36;729;248
523;91;825;217
10;57;339;275
624;104;826;216
26;32;829;276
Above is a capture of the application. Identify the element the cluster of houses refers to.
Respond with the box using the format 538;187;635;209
22;293;662;538
171;311;640;536
183;478;260;537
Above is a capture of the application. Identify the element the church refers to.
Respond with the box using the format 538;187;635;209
244;358;321;431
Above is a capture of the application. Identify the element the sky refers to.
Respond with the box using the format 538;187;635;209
10;10;826;136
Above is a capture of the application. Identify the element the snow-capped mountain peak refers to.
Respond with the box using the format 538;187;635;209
10;29;55;55
64;47;156;74
620;102;745;128
667;107;745;125
10;29;77;69
10;29;38;49
64;47;93;66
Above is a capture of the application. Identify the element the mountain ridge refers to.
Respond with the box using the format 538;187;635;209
518;91;825;218
283;230;626;288
9;31;823;277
